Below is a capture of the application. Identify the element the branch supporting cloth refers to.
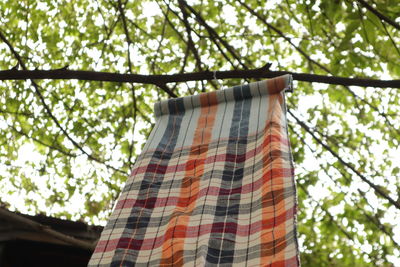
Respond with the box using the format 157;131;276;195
89;74;300;266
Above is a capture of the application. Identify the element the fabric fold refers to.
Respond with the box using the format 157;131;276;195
154;74;293;118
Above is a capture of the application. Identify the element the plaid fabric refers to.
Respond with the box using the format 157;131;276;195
89;74;299;266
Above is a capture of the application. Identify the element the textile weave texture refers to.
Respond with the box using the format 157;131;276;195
89;74;299;266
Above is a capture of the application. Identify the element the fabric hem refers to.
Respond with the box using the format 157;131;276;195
154;74;293;117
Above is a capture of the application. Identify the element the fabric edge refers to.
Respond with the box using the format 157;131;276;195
280;88;301;266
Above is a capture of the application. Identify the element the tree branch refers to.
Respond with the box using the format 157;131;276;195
291;123;400;248
237;1;399;133
288;109;400;210
159;0;237;88
238;0;330;73
356;0;400;31
177;0;204;71
0;29;126;174
8;122;77;158
0;68;399;88
298;183;354;241
117;0;134;72
182;0;248;69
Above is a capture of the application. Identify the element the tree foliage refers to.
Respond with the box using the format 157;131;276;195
0;0;399;265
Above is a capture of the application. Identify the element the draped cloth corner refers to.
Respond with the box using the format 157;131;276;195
89;74;300;266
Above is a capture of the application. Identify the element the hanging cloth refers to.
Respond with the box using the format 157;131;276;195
89;74;300;266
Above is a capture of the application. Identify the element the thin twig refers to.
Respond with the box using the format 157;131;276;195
356;0;400;31
288;109;400;210
0;29;126;174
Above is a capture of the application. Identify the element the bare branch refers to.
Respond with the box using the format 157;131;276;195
288;109;400;210
177;0;204;71
298;183;354;241
0;68;399;88
290;123;400;249
237;0;330;73
356;0;400;31
0;29;126;174
181;0;248;69
117;0;133;72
